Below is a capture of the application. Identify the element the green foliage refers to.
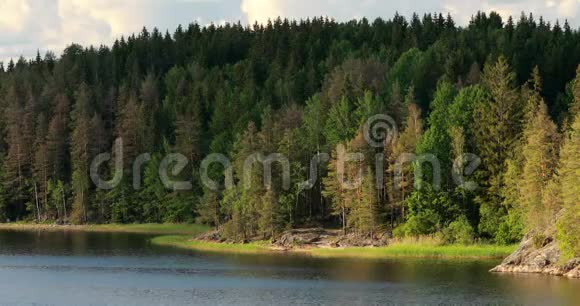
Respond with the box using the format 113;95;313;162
478;201;505;239
301;94;326;152
196;189;220;228
139;152;166;223
415;80;456;186
494;210;524;245
324;96;356;145
47;179;66;221
557;208;580;258
406;186;459;235
392;224;407;238
519;101;560;232
447;85;487;138
556;112;580;257
443;216;475;245
350;167;379;237
0;13;578;249
403;211;441;237
0;163;6;222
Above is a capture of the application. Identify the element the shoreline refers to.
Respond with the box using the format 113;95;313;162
0;223;516;260
151;235;516;259
0;223;209;236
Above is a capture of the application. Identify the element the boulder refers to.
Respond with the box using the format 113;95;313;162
490;235;579;278
274;228;338;248
196;229;223;242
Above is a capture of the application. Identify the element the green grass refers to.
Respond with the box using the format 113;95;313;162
307;243;517;259
1;223;516;259
151;234;517;259
0;223;209;235
151;235;272;254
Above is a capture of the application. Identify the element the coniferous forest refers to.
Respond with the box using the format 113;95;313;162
0;12;579;254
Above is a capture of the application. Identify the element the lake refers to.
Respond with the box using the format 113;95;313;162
0;230;578;305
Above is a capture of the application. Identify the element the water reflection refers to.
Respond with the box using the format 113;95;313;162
0;230;578;305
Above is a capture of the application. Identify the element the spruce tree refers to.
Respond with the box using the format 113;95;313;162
474;56;524;239
352;167;378;238
70;84;93;224
520;102;559;232
557;112;580;257
386;103;423;223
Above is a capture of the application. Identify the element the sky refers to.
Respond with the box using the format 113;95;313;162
1;0;579;63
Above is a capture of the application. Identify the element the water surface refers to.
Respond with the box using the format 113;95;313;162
0;230;578;305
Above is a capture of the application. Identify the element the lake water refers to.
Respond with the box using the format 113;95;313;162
0;230;578;305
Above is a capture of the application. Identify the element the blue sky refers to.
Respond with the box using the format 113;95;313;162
1;0;579;63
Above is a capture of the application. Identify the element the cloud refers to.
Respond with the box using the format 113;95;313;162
0;0;31;32
241;0;444;24
240;0;580;26
0;0;244;63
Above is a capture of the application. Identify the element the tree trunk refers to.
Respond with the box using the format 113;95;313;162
62;188;67;221
34;182;40;223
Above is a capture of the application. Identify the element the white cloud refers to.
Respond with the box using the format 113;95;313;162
241;0;444;23
241;0;284;24
0;0;228;63
557;0;580;18
0;0;30;31
240;0;580;26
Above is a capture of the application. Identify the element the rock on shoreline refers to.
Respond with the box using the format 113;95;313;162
197;228;389;249
490;235;579;278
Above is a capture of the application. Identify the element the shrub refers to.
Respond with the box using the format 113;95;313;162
532;233;547;249
392;224;407;238
557;208;580;258
494;211;524;245
443;216;474;245
404;210;441;237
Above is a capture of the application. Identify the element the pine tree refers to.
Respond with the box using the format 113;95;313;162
117;92;142;166
3;86;33;218
0;163;7;221
197;189;220;229
466;62;481;85
557;113;580;257
139;73;159;150
47;94;69;180
564;65;580;129
416;81;456;187
520;102;559;232
223;122;262;239
388;82;405;124
386;103;423;223
258;187;279;239
70;84;93;224
352;167;378;238
323;145;352;234
325;96;355;145
33;114;50;220
474;56;524;239
476;56;523;196
174;101;202;167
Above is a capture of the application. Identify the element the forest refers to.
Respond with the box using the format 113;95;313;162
0;11;578;254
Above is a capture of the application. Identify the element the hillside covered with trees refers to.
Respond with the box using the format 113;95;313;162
0;12;578;253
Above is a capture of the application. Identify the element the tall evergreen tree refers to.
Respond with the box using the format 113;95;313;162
70;84;93;224
474;56;524;240
519;102;559;232
557;111;580;257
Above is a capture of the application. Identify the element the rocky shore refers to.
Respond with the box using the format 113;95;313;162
196;228;389;250
490;235;580;278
